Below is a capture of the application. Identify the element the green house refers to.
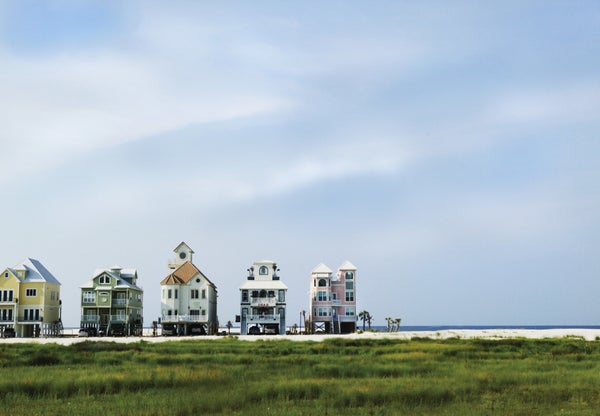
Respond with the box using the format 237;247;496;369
80;265;143;336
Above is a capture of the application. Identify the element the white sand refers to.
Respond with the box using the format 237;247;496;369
1;328;599;345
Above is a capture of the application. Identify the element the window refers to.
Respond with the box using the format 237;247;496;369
174;289;178;299
1;290;14;302
167;310;172;316
242;307;247;317
345;271;354;280
201;309;206;316
345;307;355;316
99;275;110;284
259;266;268;275
201;289;206;299
0;309;12;321
24;309;39;321
241;290;248;302
345;291;354;302
168;289;172;299
318;291;328;301
278;290;285;302
190;309;200;316
83;291;95;303
191;289;199;299
3;272;7;278
318;279;327;287
318;307;330;317
251;290;258;298
345;281;353;290
26;289;37;297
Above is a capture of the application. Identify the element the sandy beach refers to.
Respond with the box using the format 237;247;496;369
1;328;599;345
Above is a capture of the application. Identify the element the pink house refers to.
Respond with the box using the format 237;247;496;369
309;261;357;334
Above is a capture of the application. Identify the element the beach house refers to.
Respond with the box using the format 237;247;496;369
0;258;62;337
309;261;357;334
239;260;287;335
80;266;144;336
159;242;218;335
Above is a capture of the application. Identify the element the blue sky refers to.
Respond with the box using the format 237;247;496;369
1;1;599;328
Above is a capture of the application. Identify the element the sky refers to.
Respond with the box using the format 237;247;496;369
0;1;599;328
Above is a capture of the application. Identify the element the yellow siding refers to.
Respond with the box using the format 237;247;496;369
19;282;45;306
0;270;20;292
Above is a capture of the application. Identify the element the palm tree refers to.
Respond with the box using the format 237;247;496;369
366;313;373;330
394;318;401;332
226;320;232;335
386;317;392;332
358;310;370;331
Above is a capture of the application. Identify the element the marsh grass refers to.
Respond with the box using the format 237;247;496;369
0;338;598;415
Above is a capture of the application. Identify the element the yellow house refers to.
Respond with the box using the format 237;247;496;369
0;258;62;337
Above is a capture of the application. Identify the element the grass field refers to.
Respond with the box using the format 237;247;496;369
0;337;598;415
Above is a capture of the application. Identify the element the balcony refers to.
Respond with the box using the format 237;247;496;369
110;315;127;323
161;314;205;324
112;298;127;306
250;297;277;307
17;316;41;323
81;315;100;323
245;314;280;323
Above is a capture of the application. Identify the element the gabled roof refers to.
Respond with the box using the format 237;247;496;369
173;242;194;254
338;261;357;271
11;258;61;285
312;263;333;274
81;267;141;290
160;261;216;287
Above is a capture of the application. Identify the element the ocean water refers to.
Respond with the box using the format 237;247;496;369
369;325;600;332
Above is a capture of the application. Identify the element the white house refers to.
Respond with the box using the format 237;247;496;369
309;261;357;334
160;242;218;335
239;260;287;335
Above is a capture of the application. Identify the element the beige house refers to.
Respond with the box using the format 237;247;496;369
160;242;218;335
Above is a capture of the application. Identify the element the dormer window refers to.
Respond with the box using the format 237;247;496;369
179;252;187;260
345;271;354;280
259;266;268;275
318;279;327;287
99;275;110;284
3;272;7;278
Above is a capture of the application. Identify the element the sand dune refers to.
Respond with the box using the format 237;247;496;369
1;328;599;345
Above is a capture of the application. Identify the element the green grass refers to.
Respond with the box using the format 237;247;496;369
0;337;598;415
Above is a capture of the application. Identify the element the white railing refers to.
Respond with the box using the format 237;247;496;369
246;314;280;323
250;297;277;307
161;314;204;323
113;299;127;305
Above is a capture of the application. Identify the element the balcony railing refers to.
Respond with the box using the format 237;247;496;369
113;299;127;306
17;316;41;322
81;315;100;323
250;297;277;307
245;314;280;323
0;317;14;322
110;315;127;323
161;314;205;323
